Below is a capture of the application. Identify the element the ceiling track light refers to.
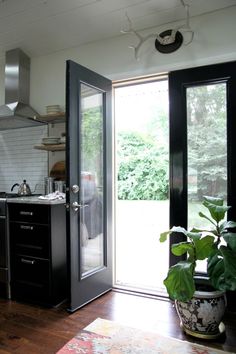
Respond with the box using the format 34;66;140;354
121;0;194;60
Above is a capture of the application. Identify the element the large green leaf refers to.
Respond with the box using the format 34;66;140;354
171;242;193;257
171;226;188;235
191;227;215;235
219;246;236;291
220;221;236;234
163;261;195;302
194;235;215;260
202;201;230;223
222;233;236;251
159;226;195;243
203;196;224;206
159;226;188;242
208;247;236;291
171;226;202;240
159;230;171;243
199;211;216;227
186;231;202;241
207;253;225;289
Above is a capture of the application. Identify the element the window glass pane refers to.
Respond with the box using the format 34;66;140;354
80;83;104;277
187;83;227;270
187;83;227;228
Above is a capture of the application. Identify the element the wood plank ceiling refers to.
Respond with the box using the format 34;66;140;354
0;0;235;59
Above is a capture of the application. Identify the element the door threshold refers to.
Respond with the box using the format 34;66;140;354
112;287;170;302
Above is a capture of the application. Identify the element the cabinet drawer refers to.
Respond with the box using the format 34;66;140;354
10;223;50;258
12;282;50;303
12;255;50;285
8;204;49;224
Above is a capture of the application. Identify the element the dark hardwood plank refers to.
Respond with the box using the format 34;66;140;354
0;290;235;353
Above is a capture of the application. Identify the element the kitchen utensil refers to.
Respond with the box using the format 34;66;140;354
44;177;54;195
54;180;65;192
42;136;60;145
46;104;61;115
11;180;32;195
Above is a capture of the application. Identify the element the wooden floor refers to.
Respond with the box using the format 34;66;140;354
0;290;235;353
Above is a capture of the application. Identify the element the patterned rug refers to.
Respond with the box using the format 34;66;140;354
57;318;234;354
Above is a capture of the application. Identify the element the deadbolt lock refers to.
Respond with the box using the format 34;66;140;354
71;184;79;194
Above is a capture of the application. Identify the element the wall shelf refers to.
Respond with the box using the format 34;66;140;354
34;144;65;152
37;112;65;124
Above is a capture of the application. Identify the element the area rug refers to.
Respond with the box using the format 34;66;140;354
57;318;234;354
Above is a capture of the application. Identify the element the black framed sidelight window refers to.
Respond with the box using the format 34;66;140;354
168;61;236;267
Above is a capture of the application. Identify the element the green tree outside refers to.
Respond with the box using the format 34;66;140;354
187;83;227;200
117;105;169;200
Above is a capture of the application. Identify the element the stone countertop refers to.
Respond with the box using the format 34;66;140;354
6;196;65;205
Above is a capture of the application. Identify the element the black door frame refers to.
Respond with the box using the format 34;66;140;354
169;61;236;266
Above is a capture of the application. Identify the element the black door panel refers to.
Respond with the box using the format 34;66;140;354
169;61;236;266
66;61;112;311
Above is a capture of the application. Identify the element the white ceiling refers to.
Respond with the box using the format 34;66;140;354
0;0;235;60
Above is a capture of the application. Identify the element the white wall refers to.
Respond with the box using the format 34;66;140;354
48;122;65;171
29;6;236;115
0;126;48;193
0;7;235;110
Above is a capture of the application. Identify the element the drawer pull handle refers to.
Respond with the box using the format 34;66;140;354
21;258;35;265
20;211;34;216
16;243;43;251
20;225;34;230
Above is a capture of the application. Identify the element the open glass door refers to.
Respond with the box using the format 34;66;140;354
66;60;112;312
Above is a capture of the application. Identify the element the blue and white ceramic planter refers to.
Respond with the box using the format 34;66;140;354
175;289;227;339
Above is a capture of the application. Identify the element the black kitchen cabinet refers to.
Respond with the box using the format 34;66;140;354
8;202;67;306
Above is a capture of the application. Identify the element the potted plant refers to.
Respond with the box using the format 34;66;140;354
160;196;236;339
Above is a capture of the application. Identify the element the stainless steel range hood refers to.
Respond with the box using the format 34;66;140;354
0;48;44;130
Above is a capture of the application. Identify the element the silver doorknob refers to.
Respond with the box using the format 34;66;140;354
71;184;79;194
72;201;80;212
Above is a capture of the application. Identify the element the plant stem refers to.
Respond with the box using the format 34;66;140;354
215;222;221;246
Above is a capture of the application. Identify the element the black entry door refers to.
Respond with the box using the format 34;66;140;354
66;61;112;312
169;61;236;266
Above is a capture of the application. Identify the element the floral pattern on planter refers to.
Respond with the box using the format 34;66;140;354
175;291;227;336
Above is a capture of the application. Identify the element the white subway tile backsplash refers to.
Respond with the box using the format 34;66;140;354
0;126;48;194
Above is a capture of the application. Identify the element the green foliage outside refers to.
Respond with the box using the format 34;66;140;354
187;84;227;200
118;132;168;200
81;107;103;184
117;106;169;200
117;83;227;201
82;84;227;202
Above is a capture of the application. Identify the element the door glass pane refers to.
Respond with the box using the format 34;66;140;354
187;83;227;270
80;83;104;277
